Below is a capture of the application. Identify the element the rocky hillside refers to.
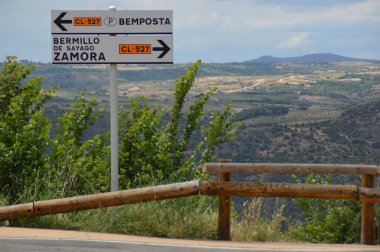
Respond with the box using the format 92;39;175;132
220;97;380;165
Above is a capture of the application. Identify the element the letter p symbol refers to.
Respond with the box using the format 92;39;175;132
104;17;117;26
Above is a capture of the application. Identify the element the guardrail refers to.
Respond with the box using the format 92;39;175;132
0;180;200;220
0;162;379;245
202;161;380;245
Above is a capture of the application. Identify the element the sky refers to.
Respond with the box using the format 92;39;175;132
0;0;379;63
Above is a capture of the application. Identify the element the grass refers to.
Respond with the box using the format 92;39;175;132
232;220;299;242
6;195;300;243
9;196;219;240
5;193;378;244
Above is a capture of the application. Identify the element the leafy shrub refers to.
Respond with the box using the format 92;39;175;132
293;174;361;243
0;56;54;203
119;60;237;188
48;95;110;197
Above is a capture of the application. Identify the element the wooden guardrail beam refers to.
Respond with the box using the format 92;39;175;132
201;181;380;203
0;180;201;221
203;163;380;175
203;161;379;245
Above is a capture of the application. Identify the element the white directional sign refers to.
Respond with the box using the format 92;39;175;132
51;10;173;34
52;35;173;64
51;8;174;200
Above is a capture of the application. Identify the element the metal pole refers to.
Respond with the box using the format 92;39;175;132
109;5;118;194
110;64;118;192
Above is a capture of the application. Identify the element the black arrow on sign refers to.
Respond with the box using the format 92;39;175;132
153;40;170;58
54;12;72;31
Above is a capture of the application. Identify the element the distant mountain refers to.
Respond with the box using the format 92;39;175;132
244;53;376;64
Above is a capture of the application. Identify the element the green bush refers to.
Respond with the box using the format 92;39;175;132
48;95;110;197
0;56;54;203
119;60;237;188
293;174;361;243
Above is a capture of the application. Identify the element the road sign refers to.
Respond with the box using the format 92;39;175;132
52;35;173;64
51;10;173;34
50;8;174;206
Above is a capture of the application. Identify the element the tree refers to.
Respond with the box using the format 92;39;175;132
0;56;53;203
119;60;237;188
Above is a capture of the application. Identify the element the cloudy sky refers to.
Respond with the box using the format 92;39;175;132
0;0;379;63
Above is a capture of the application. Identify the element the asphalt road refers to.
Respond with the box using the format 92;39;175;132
0;227;379;252
0;238;337;252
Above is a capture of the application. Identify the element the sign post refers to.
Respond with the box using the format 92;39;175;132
51;8;173;201
109;6;118;195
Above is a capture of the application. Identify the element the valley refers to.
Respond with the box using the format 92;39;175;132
17;59;380;166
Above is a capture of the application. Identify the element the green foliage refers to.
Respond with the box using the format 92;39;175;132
165;60;210;169
119;97;165;187
0;58;236;200
293;174;361;243
119;60;237;188
13;196;219;240
0;57;110;203
0;56;53;203
200;104;237;163
49;95;110;196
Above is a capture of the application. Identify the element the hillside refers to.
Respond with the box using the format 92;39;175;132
244;53;374;64
6;59;380;166
221;97;380;165
219;96;380;220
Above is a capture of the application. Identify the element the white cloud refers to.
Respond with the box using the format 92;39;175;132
279;32;310;49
